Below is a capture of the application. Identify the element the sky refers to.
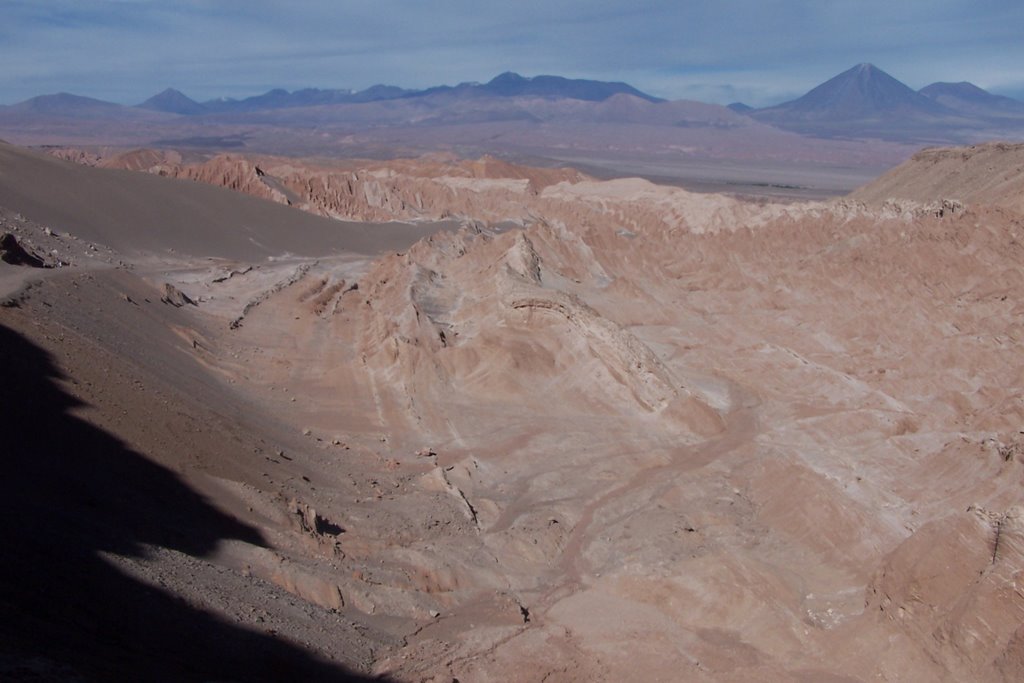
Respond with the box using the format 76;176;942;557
2;0;1024;107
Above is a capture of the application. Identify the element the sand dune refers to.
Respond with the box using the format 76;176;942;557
2;140;1023;681
0;142;452;260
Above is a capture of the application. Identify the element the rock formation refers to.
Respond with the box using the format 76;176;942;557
4;141;1024;681
0;232;44;267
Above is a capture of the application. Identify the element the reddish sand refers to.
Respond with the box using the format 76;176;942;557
2;141;1023;681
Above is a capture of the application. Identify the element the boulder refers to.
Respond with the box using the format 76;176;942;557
0;233;45;267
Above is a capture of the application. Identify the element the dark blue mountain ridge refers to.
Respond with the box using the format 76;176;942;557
13;92;128;114
196;85;415;113
918;81;1024;115
756;63;949;120
158;73;663;114
8;92;168;121
138;88;207;115
402;72;663;103
8;65;1024;149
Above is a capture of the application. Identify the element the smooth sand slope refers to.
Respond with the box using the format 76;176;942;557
0;142;453;259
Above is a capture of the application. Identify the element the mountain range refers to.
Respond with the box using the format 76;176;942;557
135;72;662;116
746;63;1024;141
2;65;1023;165
129;65;1024;138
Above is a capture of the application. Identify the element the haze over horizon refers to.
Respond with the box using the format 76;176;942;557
2;0;1023;107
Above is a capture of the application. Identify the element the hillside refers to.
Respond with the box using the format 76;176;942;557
851;141;1024;214
0;142;450;258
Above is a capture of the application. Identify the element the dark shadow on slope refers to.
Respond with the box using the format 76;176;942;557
0;322;383;682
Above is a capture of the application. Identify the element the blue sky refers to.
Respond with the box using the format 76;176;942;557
2;0;1023;106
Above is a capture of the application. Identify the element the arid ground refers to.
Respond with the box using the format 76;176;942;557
2;140;1024;682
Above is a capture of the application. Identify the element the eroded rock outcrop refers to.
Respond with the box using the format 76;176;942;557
852;141;1024;215
159;282;195;307
0;232;45;267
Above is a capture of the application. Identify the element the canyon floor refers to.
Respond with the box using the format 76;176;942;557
2;141;1023;682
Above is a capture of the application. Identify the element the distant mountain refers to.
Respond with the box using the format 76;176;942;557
574;93;748;127
750;63;976;141
168;73;662;116
1;74;669;122
6;93;165;121
481;72;662;102
411;72;663;103
758;63;946;119
205;88;302;112
918;82;1024;117
139;88;206;115
348;84;412;103
11;93;120;115
3;67;1023;151
199;85;414;114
